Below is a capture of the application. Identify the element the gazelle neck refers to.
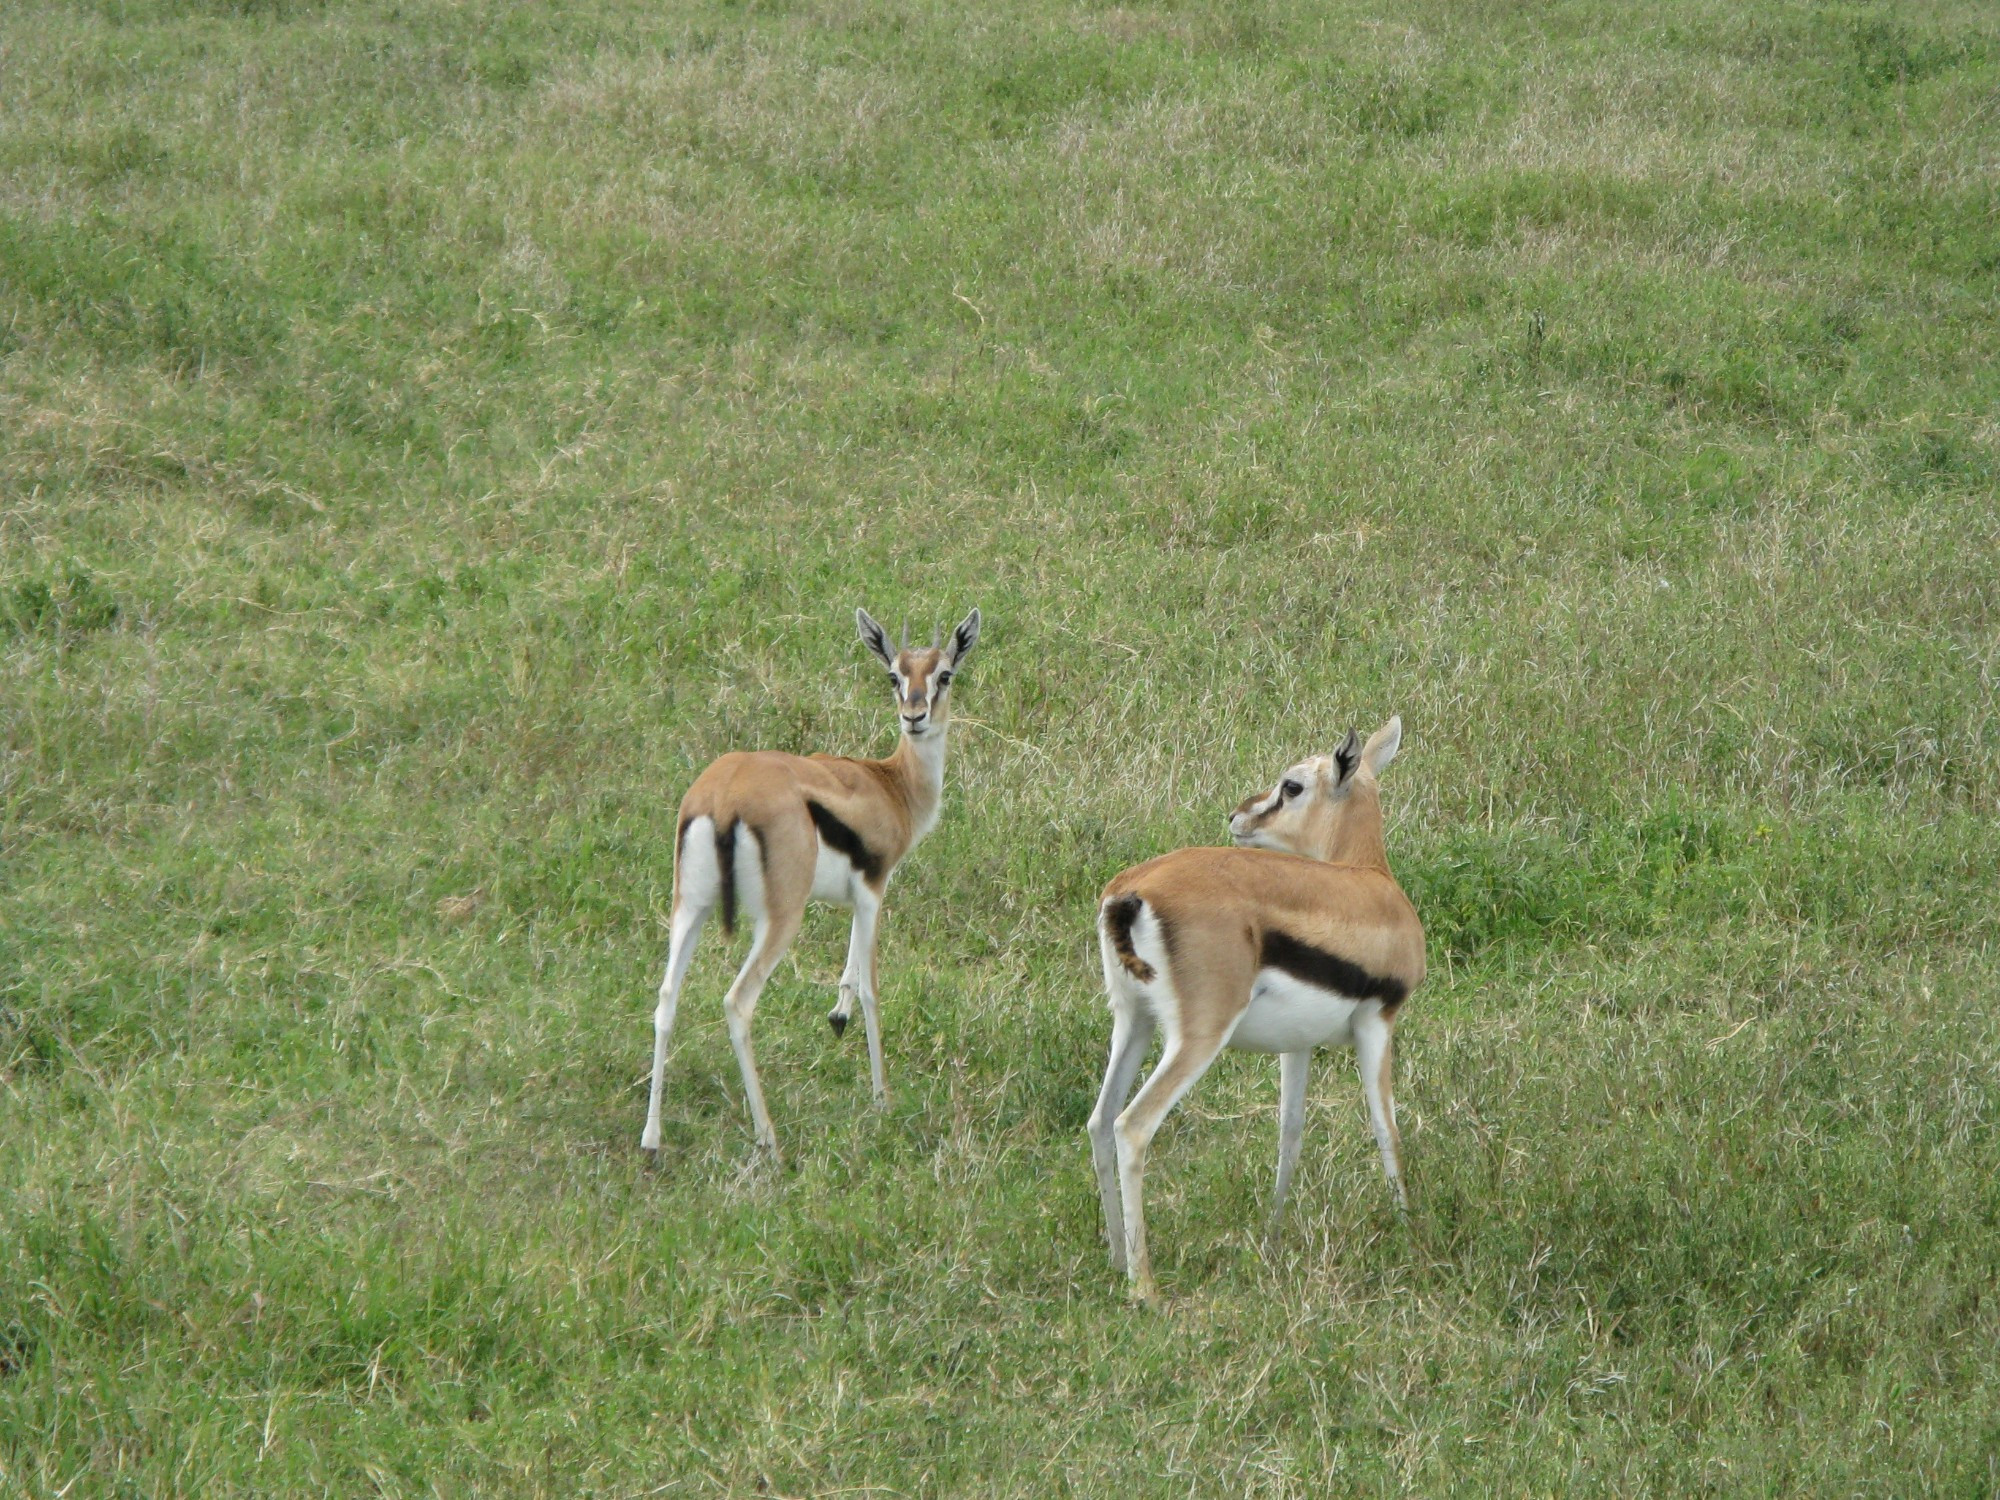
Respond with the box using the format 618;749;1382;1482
1319;779;1390;871
890;716;950;842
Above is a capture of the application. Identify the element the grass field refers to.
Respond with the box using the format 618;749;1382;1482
4;0;1999;1491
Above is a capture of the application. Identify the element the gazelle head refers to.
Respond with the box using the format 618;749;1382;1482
1229;716;1402;863
856;606;981;740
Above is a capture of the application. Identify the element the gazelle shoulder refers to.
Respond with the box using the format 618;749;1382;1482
798;750;903;800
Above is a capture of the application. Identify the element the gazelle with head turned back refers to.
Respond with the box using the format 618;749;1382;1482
1089;717;1423;1305
640;607;982;1160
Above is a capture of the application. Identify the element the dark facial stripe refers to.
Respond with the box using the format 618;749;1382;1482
714;818;738;937
1103;894;1156;982
807;800;885;883
1259;929;1408;1010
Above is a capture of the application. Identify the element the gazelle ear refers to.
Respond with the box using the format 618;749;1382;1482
856;608;896;669
1362;716;1402;776
1330;727;1363;786
945;607;981;666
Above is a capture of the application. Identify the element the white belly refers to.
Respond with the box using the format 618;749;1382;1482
1228;970;1362;1054
810;841;860;906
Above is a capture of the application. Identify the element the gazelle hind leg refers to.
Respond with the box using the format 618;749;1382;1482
1114;1025;1230;1306
722;915;802;1159
1354;1006;1407;1208
642;818;720;1155
640;897;708;1154
1266;1049;1310;1241
1088;966;1156;1272
718;826;806;1160
720;818;822;1160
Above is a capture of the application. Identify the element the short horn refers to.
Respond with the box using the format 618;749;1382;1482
900;618;908;652
932;622;941;650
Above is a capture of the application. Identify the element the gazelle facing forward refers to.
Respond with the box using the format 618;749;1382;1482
1089;717;1423;1304
640;607;982;1160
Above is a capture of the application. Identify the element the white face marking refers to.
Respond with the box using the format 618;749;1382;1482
891;650;951;736
1230;758;1322;847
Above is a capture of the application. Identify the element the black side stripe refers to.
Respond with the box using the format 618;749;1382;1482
1259;929;1408;1010
715;818;738;937
1103;894;1155;982
807;800;884;883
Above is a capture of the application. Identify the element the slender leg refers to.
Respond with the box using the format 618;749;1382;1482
849;887;887;1108
1353;1007;1406;1208
1267;1049;1311;1240
640;899;708;1153
1115;1029;1230;1306
723;907;803;1161
828;893;863;1038
1088;998;1156;1271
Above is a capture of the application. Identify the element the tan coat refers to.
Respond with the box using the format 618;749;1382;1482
641;608;980;1161
1087;716;1421;1304
1102;846;1425;1042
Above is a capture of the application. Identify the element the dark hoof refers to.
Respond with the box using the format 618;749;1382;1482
828;1012;848;1038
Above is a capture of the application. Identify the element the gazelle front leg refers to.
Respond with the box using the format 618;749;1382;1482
855;887;888;1108
1354;1006;1407;1208
828;907;860;1041
828;883;887;1106
1266;1048;1310;1240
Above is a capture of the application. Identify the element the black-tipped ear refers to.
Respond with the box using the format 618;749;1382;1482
1332;727;1362;784
856;607;896;669
946;607;981;665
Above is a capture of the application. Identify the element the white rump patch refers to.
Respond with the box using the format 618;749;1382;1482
677;815;721;912
731;823;768;930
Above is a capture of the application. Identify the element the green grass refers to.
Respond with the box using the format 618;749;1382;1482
4;0;1999;1491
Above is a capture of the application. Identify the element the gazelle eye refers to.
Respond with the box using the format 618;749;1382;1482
887;674;899;688
1281;780;1304;799
936;672;953;688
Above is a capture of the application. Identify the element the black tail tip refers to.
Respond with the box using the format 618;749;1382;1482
828;1012;848;1038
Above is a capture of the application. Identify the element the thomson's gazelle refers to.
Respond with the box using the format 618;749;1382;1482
640;607;982;1160
1090;717;1424;1304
